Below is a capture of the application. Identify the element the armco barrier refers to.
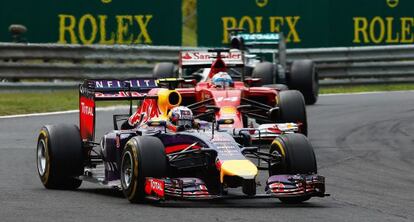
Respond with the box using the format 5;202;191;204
1;43;414;86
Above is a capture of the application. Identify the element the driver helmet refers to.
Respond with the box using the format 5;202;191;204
168;106;194;130
212;72;233;88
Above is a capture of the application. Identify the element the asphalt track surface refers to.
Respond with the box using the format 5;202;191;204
0;91;413;222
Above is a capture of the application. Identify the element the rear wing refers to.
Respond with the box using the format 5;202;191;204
82;79;158;100
235;33;280;47
179;50;244;68
79;78;158;143
228;31;287;71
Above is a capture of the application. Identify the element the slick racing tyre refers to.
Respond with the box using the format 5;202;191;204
269;133;317;203
252;61;275;85
288;59;319;105
121;136;167;203
153;62;176;79
276;90;308;136
36;124;84;189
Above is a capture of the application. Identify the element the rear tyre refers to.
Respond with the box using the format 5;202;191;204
36;124;84;190
153;62;176;79
121;136;167;203
288;60;318;105
277;90;308;136
269;134;317;203
252;62;275;85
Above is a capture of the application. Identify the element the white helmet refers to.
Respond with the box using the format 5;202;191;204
168;106;193;130
212;72;233;88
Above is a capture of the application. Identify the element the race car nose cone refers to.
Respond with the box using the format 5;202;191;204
220;160;258;182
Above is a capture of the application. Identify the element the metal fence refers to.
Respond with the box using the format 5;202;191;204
1;43;414;87
287;45;414;85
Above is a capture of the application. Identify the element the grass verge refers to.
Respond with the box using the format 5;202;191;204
0;90;126;116
320;84;414;94
1;84;414;116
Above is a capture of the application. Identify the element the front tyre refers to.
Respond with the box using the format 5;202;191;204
269;134;317;203
36;124;84;190
121;136;167;203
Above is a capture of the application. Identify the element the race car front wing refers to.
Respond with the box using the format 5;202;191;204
265;174;327;198
144;175;327;201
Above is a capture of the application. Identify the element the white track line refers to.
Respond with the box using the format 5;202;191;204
1;90;413;119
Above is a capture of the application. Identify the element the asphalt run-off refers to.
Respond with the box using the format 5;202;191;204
0;91;413;222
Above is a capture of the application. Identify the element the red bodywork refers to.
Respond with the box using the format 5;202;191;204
178;83;278;128
128;88;162;126
177;51;280;129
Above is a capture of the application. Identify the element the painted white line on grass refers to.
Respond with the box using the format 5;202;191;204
0;106;129;119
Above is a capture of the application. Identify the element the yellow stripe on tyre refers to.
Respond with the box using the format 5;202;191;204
39;130;51;185
126;141;140;201
271;139;285;157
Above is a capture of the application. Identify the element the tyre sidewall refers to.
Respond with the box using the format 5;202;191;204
269;137;288;176
37;128;52;185
121;139;142;202
121;136;167;202
36;124;83;189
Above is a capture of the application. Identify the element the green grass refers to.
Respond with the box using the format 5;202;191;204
320;84;414;94
0;90;125;116
0;84;413;116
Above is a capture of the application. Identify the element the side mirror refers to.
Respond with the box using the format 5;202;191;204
217;119;235;125
244;78;261;87
205;105;220;112
267;107;280;121
194;120;210;130
216;118;235;130
237;104;251;110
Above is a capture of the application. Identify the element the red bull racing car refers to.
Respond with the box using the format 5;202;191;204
36;78;327;204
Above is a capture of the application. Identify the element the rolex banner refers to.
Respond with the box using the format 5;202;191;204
198;0;414;48
0;0;182;45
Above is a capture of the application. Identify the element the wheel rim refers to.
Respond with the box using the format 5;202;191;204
122;151;133;188
37;139;47;176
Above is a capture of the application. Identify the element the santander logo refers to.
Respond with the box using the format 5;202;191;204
182;53;192;60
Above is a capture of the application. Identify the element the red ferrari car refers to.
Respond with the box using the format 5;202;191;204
152;49;308;138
